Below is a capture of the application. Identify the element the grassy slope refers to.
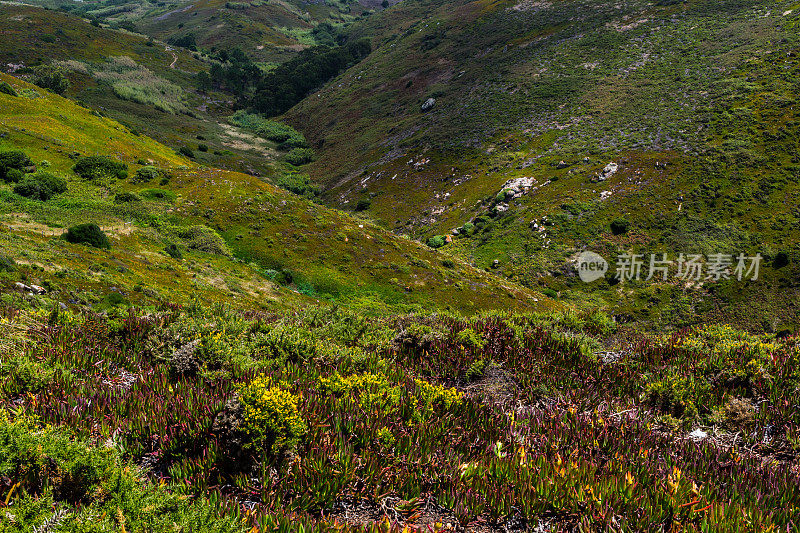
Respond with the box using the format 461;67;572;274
21;0;378;63
283;0;800;330
0;4;288;178
0;72;550;314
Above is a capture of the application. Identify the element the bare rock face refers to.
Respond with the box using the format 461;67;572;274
595;161;619;182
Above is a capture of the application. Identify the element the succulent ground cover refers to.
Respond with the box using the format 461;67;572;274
1;303;798;531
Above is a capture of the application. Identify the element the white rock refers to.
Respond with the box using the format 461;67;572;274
689;429;708;441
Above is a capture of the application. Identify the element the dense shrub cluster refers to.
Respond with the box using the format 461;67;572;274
165;224;230;255
31;65;70;95
0;80;18;97
284;147;315;166
13;172;67;201
64;223;111;249
113;191;141;203
73;155;128;182
132;165;170;184
274;172;320;199
0;412;244;532
205;41;371;117
250;40;371;116
237;375;307;454
229;111;308;149
0;150;32;182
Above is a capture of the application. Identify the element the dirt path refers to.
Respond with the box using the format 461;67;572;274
165;46;178;69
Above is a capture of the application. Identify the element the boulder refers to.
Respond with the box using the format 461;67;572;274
421;98;436;112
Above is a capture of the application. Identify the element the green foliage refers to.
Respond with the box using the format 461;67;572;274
0;355;55;396
13;172;67;201
64;223;111;249
456;328;485;351
427;235;446;248
274;172;320;198
178;146;195;159
31;65;70;95
237;375;307;454
164;224;230;255
643;371;711;420
132;165;169;184
610;218;630;235
113;191;141;203
5;168;24;183
0;81;18;97
140;188;176;201
0;150;32;182
72;156;128;182
91;56;189;114
541;288;558;299
229;111;308;149
465;358;490;382
284;148;315;166
0;412;244;533
355;199;371;212
164;243;183;259
0;254;16;273
247;40;372;116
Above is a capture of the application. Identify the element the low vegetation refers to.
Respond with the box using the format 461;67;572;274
0;306;797;531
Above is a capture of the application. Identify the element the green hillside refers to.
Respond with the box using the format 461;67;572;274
0;72;547;314
282;0;800;330
0;1;799;531
22;0;384;63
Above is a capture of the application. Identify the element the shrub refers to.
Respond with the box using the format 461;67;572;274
465;358;490;382
64;223;111;249
0;413;244;532
132;166;169;184
229;111;308;149
140;188;176;201
0;254;16;272
5;169;24;183
427;235;446;248
541;288;558;299
456;328;485;351
285;148;315;166
773;251;790;268
165;225;230;255
114;191;141;203
31;65;70;95
0;150;32;181
237;375;307;454
198;143;209;152
0;81;18;97
73;156;128;182
178;146;195;159
274;172;320;198
355;199;371;212
13;172;67;201
164;243;182;259
610;218;630;235
0;355;55;396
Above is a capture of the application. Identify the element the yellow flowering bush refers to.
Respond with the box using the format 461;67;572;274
320;372;403;415
414;378;462;409
237;375;307;454
320;372;462;421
